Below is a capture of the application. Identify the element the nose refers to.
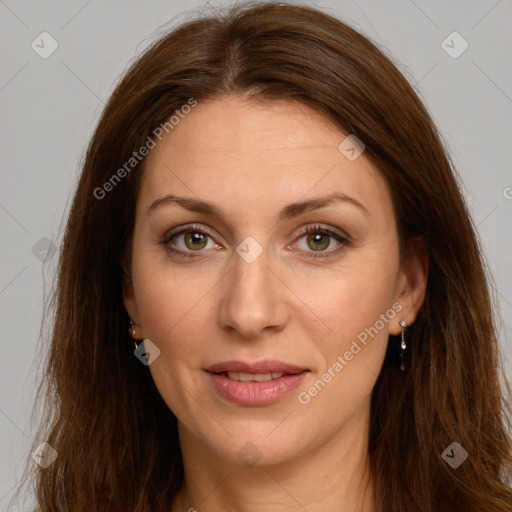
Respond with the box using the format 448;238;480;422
218;245;290;339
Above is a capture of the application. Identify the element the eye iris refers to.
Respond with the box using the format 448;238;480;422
307;233;329;251
184;232;207;250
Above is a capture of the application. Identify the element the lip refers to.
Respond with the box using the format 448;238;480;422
205;360;310;406
205;359;308;374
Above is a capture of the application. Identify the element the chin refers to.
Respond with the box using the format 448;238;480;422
191;415;313;468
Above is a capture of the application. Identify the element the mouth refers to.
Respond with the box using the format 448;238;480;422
205;360;310;406
213;371;293;382
205;359;308;375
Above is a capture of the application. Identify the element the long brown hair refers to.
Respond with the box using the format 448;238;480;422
14;1;512;510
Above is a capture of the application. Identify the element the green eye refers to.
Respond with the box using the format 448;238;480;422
162;223;349;260
183;232;208;250
162;224;218;257
306;232;331;251
295;226;348;257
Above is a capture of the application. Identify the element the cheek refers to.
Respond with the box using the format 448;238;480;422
293;251;399;416
293;262;397;430
132;263;225;412
136;278;210;359
135;273;212;413
132;242;219;343
300;256;398;350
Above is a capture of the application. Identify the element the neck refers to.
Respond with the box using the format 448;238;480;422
172;405;376;512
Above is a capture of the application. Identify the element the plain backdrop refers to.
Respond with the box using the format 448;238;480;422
1;0;511;509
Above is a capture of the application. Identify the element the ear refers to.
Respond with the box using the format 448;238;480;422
122;270;142;337
389;236;429;335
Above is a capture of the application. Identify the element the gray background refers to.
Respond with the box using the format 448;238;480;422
1;0;511;509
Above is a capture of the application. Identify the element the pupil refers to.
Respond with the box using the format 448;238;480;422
308;233;329;251
186;232;206;249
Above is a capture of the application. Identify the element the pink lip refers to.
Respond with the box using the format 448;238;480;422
205;359;308;374
205;360;310;406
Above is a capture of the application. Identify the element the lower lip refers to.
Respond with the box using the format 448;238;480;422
206;371;309;406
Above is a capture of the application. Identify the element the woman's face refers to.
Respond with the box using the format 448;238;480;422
123;96;425;466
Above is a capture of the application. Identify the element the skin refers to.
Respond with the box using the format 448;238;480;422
123;95;428;512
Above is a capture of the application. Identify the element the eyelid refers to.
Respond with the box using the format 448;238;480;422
161;223;222;255
161;222;350;258
293;223;348;240
163;223;217;241
288;223;349;258
162;222;348;242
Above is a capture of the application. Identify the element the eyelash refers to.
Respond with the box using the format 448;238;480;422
160;223;349;260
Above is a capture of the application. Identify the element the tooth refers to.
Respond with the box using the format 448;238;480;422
224;372;284;382
252;373;272;382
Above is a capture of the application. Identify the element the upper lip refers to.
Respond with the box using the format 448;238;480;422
205;360;309;375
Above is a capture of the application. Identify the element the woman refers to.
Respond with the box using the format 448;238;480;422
17;1;512;511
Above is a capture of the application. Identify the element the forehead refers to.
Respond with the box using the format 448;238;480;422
138;96;393;223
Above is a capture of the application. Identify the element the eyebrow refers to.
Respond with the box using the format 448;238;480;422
146;192;370;220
